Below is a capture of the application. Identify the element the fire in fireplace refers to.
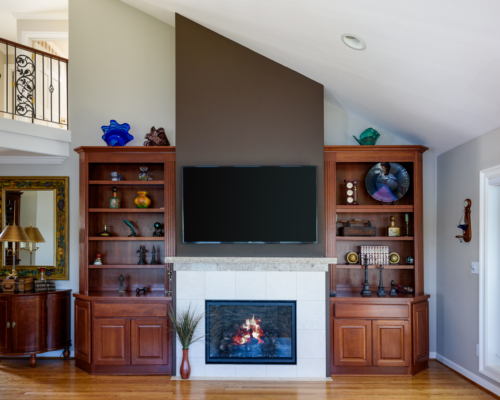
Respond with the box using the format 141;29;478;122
205;300;296;364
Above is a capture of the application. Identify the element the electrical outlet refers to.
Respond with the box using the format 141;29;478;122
477;344;479;357
471;262;479;274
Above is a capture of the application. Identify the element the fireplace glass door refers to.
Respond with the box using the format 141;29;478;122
206;300;296;364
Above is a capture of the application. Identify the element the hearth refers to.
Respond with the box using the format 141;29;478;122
205;300;297;364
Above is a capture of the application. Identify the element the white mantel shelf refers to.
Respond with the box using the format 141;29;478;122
165;257;337;272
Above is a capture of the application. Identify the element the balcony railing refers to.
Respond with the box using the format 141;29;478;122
0;38;68;130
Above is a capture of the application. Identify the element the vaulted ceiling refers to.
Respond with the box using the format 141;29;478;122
122;0;500;154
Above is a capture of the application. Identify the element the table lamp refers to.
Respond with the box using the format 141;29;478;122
20;223;46;267
0;222;30;279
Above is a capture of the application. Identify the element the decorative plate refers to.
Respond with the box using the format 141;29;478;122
365;162;410;203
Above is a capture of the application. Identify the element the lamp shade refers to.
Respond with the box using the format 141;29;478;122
24;223;45;243
0;222;30;242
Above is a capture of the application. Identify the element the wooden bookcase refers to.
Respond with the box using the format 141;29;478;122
325;145;430;376
73;147;175;375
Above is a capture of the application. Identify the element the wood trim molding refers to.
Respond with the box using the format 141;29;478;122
12;13;68;20
479;164;500;384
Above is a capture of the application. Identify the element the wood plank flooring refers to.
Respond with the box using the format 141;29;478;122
0;359;497;399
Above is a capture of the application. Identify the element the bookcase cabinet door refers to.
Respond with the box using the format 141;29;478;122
334;319;372;367
413;301;429;365
372;320;411;367
131;319;168;365
93;318;130;366
75;300;91;363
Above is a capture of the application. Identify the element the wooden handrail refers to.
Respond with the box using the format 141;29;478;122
0;37;68;63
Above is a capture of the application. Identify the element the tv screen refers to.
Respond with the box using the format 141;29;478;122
182;166;317;244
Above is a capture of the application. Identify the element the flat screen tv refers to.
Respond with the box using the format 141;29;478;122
182;166;317;244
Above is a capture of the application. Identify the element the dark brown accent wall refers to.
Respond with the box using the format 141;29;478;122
176;14;324;256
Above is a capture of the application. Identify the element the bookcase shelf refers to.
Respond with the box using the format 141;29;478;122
336;236;414;241
336;264;415;270
89;180;165;186
89;208;165;213
88;237;164;241
336;205;414;213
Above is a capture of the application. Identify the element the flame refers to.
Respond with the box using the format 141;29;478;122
232;315;265;346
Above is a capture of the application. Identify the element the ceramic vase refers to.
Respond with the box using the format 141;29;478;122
134;191;151;208
180;349;191;379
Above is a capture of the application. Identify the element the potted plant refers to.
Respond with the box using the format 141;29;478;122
168;304;204;379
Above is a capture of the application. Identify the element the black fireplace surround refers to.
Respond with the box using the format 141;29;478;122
205;300;297;365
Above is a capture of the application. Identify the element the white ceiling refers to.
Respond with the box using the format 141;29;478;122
0;0;67;41
122;0;500;154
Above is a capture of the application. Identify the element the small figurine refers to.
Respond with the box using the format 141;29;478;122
151;245;157;265
110;187;120;209
122;219;137;237
118;274;125;293
136;287;148;294
144;126;170;147
389;280;398;296
377;265;386;296
153;222;164;237
94;251;102;265
110;172;123;181
406;256;414;265
137;245;147;265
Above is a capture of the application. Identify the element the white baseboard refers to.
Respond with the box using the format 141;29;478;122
429;351;437;359
436;353;500;397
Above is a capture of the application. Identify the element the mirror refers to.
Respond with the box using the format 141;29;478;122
4;190;55;267
0;177;69;280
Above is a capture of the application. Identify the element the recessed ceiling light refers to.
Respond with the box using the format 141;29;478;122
341;34;366;51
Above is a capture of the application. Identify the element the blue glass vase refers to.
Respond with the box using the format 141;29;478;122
101;120;133;146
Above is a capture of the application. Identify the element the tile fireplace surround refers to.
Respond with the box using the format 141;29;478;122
165;257;337;380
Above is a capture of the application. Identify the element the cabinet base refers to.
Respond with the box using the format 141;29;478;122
331;361;428;376
75;359;172;375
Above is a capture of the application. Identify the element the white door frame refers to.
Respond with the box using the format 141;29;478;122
479;165;500;383
21;31;68;58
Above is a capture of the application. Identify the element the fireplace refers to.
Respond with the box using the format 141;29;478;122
205;300;297;365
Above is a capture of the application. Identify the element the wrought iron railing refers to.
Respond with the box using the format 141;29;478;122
0;38;68;129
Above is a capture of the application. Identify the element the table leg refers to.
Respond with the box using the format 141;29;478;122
29;354;37;368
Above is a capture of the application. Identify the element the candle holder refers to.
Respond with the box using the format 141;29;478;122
405;213;410;237
360;254;372;297
377;265;386;296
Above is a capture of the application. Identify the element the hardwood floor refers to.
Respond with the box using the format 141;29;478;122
0;359;497;399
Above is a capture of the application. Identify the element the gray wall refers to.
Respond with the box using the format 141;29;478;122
437;126;500;390
0;0;175;355
176;14;325;257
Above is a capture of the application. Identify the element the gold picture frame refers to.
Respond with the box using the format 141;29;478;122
0;177;69;280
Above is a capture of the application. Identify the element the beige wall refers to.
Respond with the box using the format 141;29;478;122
0;0;176;355
437;126;500;391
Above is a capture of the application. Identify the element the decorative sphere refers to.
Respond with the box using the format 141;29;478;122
154;222;161;229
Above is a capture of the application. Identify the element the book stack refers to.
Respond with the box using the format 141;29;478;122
360;246;389;265
34;280;56;292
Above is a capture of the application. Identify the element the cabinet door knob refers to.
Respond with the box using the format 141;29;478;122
12;322;15;328
6;322;10;328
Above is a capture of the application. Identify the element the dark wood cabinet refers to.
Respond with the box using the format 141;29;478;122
74;147;175;375
0;290;71;367
333;319;372;367
74;300;91;364
131;319;169;365
325;146;430;376
372;319;411;367
94;318;130;366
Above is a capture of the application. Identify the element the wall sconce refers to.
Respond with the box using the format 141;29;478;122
456;199;471;243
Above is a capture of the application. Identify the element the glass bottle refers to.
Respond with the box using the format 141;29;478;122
110;187;120;209
388;216;400;237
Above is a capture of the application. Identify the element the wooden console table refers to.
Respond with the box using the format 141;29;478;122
0;289;71;367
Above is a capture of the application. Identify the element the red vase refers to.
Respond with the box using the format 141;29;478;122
180;349;191;379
